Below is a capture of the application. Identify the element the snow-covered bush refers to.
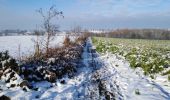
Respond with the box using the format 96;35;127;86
0;51;29;89
0;51;19;75
20;35;87;83
63;36;71;46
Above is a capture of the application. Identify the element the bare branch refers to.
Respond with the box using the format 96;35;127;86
36;5;64;57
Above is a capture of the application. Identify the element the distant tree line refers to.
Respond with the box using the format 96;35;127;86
0;29;46;36
91;29;170;40
0;29;27;36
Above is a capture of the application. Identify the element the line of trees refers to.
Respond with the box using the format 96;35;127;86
91;29;170;40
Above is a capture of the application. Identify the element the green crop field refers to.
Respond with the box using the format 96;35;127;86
92;37;170;79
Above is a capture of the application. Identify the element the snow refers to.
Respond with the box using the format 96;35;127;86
37;38;94;100
0;37;170;100
0;35;73;58
0;37;93;100
100;53;170;100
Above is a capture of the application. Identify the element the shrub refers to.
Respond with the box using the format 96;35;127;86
0;51;10;61
0;51;19;73
20;35;86;83
63;36;71;46
75;36;87;44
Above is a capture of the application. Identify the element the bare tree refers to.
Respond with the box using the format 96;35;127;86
37;5;63;57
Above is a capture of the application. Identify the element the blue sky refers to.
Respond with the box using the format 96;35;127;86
0;0;170;30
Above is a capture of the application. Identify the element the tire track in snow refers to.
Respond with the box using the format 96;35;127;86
84;38;124;100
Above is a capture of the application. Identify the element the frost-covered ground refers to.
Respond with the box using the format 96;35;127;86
0;37;170;100
100;53;170;100
0;37;94;100
0;35;75;58
92;37;170;95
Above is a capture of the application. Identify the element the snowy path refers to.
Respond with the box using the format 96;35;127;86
0;37;102;100
1;37;170;100
37;38;95;100
38;38;124;100
0;38;94;100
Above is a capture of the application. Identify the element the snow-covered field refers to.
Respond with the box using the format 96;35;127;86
0;35;73;58
92;37;170;99
101;53;170;100
0;36;170;100
0;37;93;100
